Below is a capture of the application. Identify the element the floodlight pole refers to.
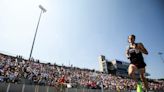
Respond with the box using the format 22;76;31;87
29;5;47;60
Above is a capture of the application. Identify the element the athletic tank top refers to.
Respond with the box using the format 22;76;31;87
128;43;144;64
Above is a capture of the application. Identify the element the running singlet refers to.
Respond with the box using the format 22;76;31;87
127;43;146;69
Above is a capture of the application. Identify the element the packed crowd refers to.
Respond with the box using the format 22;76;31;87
0;53;164;91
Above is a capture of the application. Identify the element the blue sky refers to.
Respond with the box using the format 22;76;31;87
0;0;164;79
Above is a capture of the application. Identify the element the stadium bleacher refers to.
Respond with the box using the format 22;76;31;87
0;53;164;92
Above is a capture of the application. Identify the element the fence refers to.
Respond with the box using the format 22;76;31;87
0;82;120;92
0;82;158;92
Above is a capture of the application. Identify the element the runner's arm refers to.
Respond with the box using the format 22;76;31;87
137;43;148;55
125;47;130;59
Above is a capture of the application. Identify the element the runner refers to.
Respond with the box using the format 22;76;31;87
126;34;148;92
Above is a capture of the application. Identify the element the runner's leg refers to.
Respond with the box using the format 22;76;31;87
139;68;148;90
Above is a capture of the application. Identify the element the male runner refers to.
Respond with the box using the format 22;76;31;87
126;34;148;91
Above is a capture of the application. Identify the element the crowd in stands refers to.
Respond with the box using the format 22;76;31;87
0;53;164;91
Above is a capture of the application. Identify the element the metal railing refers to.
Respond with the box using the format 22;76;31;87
0;82;119;92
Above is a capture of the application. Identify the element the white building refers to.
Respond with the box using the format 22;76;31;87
98;55;150;77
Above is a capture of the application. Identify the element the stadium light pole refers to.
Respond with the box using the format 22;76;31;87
158;52;164;63
29;5;47;60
